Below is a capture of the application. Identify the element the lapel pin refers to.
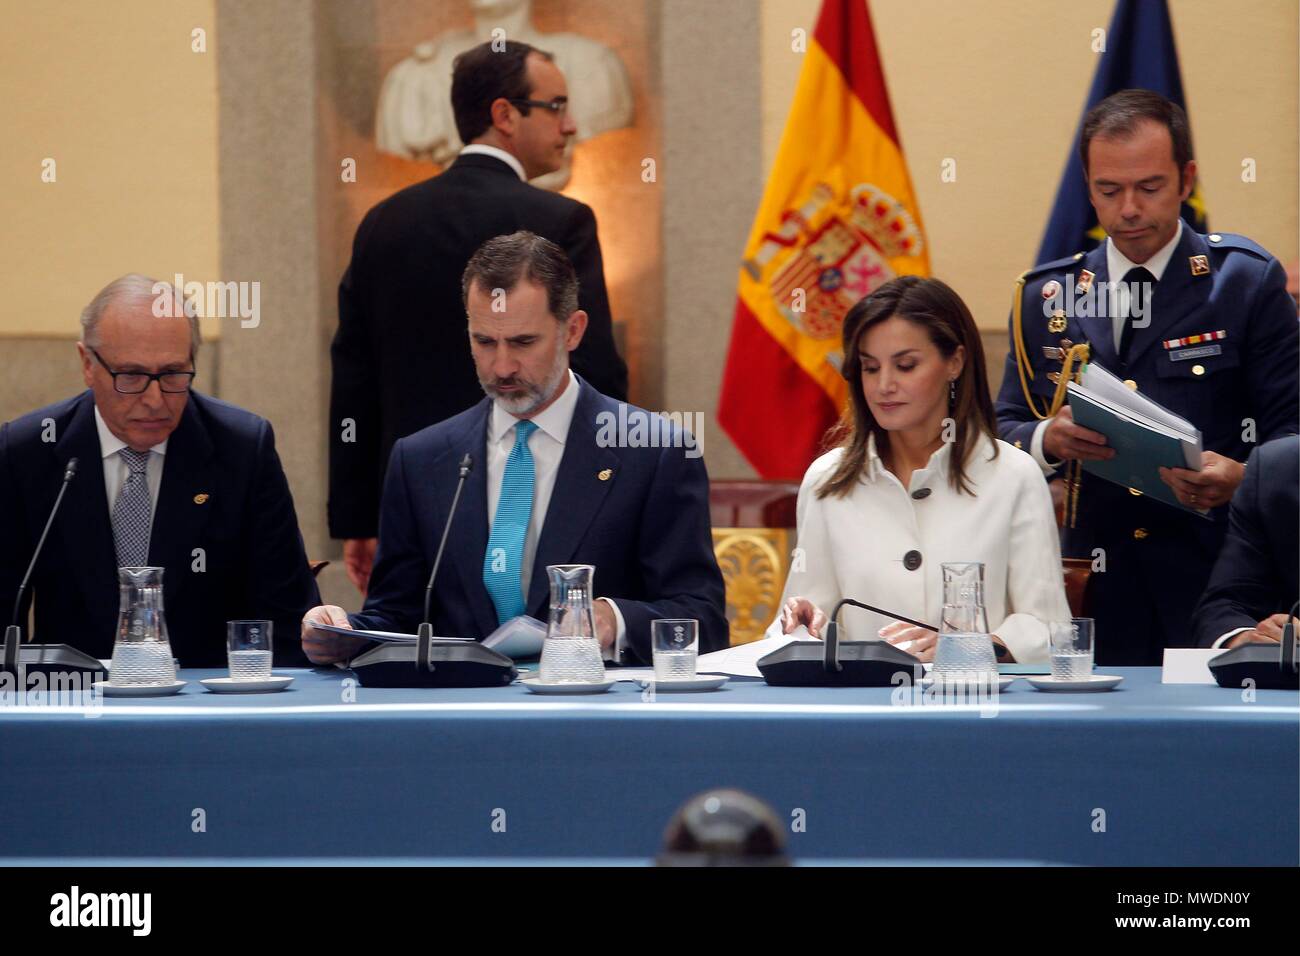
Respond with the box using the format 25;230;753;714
1041;280;1061;300
1075;270;1095;294
193;493;209;505
1189;254;1209;276
1047;311;1067;334
597;468;612;482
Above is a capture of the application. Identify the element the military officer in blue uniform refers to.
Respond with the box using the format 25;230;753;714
995;90;1299;666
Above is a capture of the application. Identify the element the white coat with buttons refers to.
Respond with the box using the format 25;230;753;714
769;432;1072;663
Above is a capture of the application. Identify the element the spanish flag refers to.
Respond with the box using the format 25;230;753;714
718;0;929;480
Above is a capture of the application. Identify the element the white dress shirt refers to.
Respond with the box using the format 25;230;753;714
95;407;168;543
768;432;1072;663
486;371;627;656
1029;221;1184;472
459;144;526;181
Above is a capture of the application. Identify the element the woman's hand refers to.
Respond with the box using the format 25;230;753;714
781;596;828;638
879;621;938;660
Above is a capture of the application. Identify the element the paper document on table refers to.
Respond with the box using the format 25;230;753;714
313;617;543;659
1162;647;1222;684
310;622;472;645
696;631;804;677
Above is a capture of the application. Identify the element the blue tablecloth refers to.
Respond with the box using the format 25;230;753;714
1;667;1295;865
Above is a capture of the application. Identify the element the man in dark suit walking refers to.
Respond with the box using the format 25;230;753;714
329;39;628;595
0;275;319;667
305;233;724;666
1194;436;1299;649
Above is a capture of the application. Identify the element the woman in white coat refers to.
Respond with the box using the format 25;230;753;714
779;276;1070;663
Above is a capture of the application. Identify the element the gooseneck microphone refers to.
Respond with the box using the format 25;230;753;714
822;598;937;674
760;594;933;687
1206;596;1299;691
1280;598;1299;676
417;453;473;670
4;457;99;678
349;451;515;687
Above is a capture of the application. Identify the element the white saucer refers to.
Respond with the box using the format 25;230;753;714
520;676;615;695
1027;674;1123;692
638;674;729;692
94;680;186;698
200;676;295;694
922;675;1016;693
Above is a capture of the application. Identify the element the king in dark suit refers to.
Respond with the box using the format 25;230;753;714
329;39;628;593
1194;436;1300;649
995;91;1299;665
305;233;726;665
0;275;320;667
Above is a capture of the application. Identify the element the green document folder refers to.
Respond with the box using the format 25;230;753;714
1067;384;1206;517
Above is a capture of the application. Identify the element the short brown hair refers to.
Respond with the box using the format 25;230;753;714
817;276;998;499
461;231;578;321
1079;89;1193;187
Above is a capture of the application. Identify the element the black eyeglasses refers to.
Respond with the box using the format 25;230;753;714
507;96;569;118
91;348;196;394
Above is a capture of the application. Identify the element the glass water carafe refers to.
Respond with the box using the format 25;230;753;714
931;561;998;684
108;567;177;685
539;564;606;683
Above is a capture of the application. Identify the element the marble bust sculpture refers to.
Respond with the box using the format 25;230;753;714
376;0;634;190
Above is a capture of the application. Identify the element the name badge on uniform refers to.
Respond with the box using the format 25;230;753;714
1168;344;1222;362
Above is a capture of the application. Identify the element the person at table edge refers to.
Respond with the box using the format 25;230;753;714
1193;435;1300;650
303;231;727;665
0;274;319;667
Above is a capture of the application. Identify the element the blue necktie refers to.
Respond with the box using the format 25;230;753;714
483;420;537;624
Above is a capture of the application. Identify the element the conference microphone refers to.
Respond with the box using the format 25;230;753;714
349;452;517;688
758;596;929;687
1208;597;1300;691
418;453;474;668
3;456;105;680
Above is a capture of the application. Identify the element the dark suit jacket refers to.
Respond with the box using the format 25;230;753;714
0;391;319;667
351;378;728;663
1194;436;1300;647
328;152;629;539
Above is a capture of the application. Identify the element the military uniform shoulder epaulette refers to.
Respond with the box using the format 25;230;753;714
1022;251;1085;280
1204;232;1274;261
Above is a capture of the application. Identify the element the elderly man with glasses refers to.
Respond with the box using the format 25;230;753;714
0;274;319;667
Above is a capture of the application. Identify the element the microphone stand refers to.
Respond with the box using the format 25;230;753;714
416;453;473;672
4;458;99;679
821;598;937;673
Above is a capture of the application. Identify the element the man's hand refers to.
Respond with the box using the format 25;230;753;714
1225;614;1298;648
1227;613;1299;648
781;596;828;638
343;538;378;595
1158;451;1245;511
301;605;366;664
593;599;617;650
1042;406;1116;462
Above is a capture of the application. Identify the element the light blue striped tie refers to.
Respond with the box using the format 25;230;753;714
483;420;537;624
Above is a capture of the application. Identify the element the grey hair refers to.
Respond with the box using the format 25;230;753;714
80;273;200;354
461;231;579;321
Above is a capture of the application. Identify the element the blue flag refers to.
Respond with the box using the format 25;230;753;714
1036;0;1208;263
